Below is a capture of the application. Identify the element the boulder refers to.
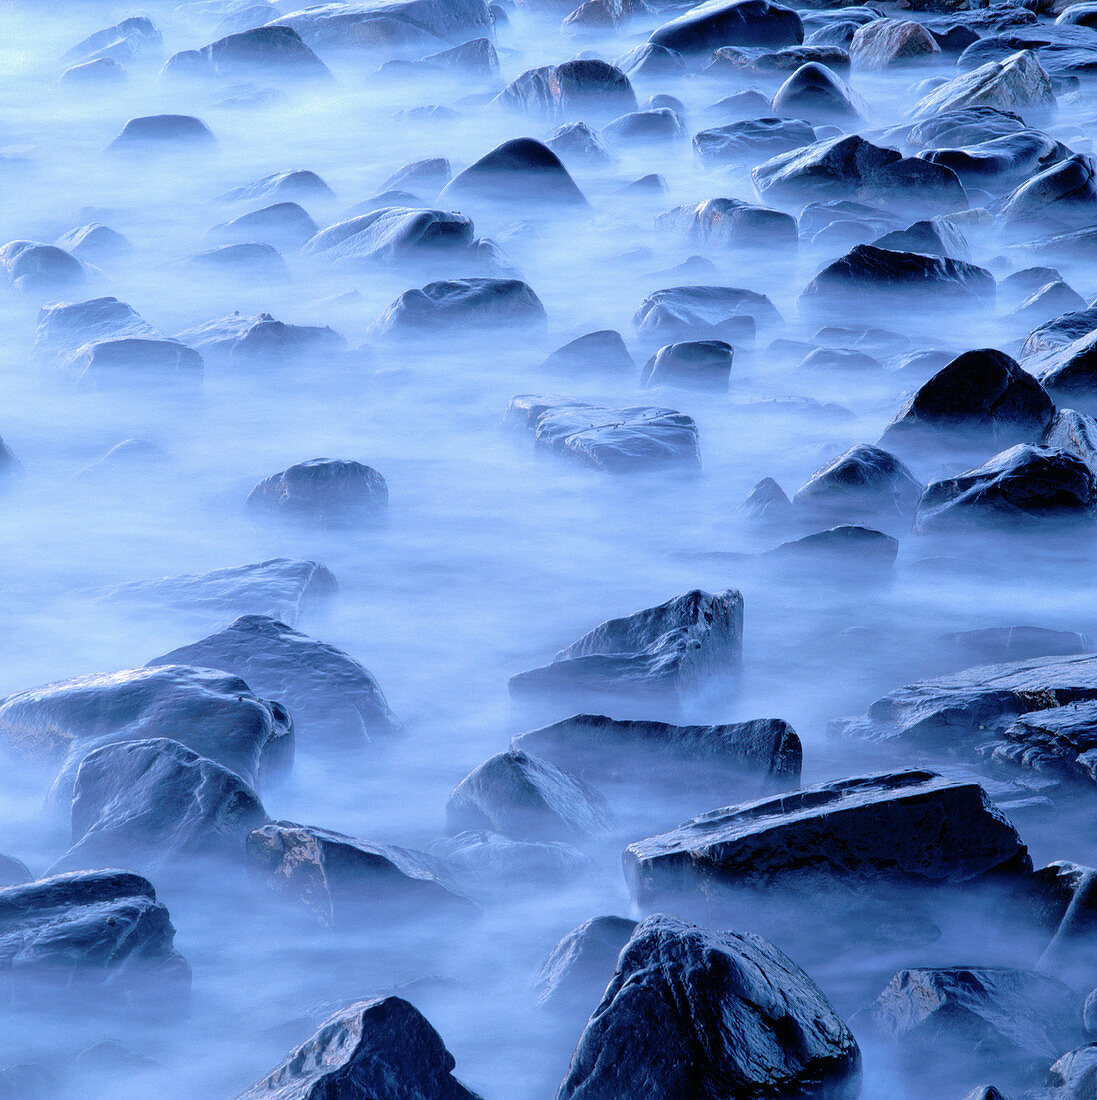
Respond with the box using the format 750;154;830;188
793;444;922;523
148;615;400;743
374;278;546;334
850;18;940;68
210;202;319;250
536;915;636;1010
1043;1044;1097;1099
174;312;345;365
224;169;336;206
52;738;269;875
655;198;797;249
624;770;1030;904
910;50;1055;118
184;243;290;282
304;207;475;266
246;822;469;926
693;117;816;165
0;241;87;298
742;475;793;518
640;340;733;391
246;458;388;526
1000;154;1097;231
548;122;612;167
164;25;332;80
940;626;1090;665
920;131;1068;191
428;831;590;893
492;60;636;120
509;588;743;707
540;331;635;375
615;42;686;76
557;914;861;1100
1042;408;1097;470
1023;307;1097;358
767;525;899;569
56;223;132;264
634;284;780;342
871;217;969;259
0;857;30;888
991;700;1097;788
60;57;127;84
446;750;609;841
64;17;161;65
439;138;587;206
0;870;189;1013
771;61;863;122
602;108;686;144
106;114;216;152
235;997;483;1099
504;395;701;473
649;0;804;54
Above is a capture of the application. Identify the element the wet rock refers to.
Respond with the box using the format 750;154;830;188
705;88;773;121
64;17;161;66
375;278;547;334
305;207;476;267
505;395;701;472
915;444;1097;530
0;870;189;1013
184;243;290;282
548;122;612;167
509;588;742;706
640;339;732;391
106;114;216;152
164;25;332;80
920;131;1068;192
380;156;451;195
51;737;269;875
224;168;336;206
911;50;1055;118
990;700;1097;788
540;330;635;375
235;996;483;1099
421;36;498;72
1043;1044;1097;1099
693;117;816;165
793;443;922;523
0;241;87;298
557;914;861;1100
655;198;797;249
440;138;587;206
536;915;636;1010
649;0;804;55
492;60;636;121
624;770;1029;904
174;312;345;365
850;18;940;68
1042;408;1097;470
1012;280;1087;327
742;475;793;518
246;458;387;528
1000;154;1097;233
768;525;899;569
105;557;338;627
446;750;608;841
246;822;469;926
563;0;642;29
615;42;686;76
771;61;863;122
634;284;780;342
602;108;686;144
872;217;969;258
881;349;1054;451
56;223;132;264
210;202;319;250
1023;307;1097;358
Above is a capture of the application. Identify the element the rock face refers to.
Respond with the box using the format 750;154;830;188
557;914;861;1100
655;198;797;249
881;349;1055;450
246;822;468;926
504;396;701;473
439;138;587;206
915;445;1097;530
492;60;636;120
0;871;189;1013
624;771;1029;904
375;278;546;334
51;738;269;875
246;458;388;526
165;25;332;80
911;50;1055;118
304;208;475;266
148;616;400;743
850;18;939;68
640;340;733;391
536;915;636;1010
1029;330;1097;397
510;589;743;707
0;664;292;798
794;444;923;523
649;0;804;55
235;996;483;1100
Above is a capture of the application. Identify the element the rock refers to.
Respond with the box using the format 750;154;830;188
64;336;204;387
771;61;863;122
235;996;482;1099
800;347;881;371
210;202;319;250
224;169;336;206
693;117;816;165
56;223;132;264
509;588;743;707
624;770;1030;904
64;17;161;65
0;870;189;1013
148;615;401;743
1043;1044;1097;1099
649;0;804;55
504;396;702;473
540;331;635;375
0;664;292;798
990;700;1097;788
911;50;1055;118
1023;307;1097;358
374;278;546;334
305;207;475;267
60;57;127;84
439;138;587;206
1000;154;1097;232
380;156;451;195
491;60;636;121
536;915;636;1010
850;18;940;68
246;822;469;926
920;131;1068;191
634;284;780;342
768;525;899;569
428;831;590;891
557;914;861;1100
615;42;686;76
881;349;1055;451
602;108;686;145
0;857;30;888
872;217;969;258
420;37;498;73
1042;408;1097;470
446;750;608;841
793;444;923;523
915;444;1097;530
174;312;345;365
742;475;793;518
184;243;290;282
1013;281;1087;327
1085;987;1097;1033
246;459;388;527
51;737;269;875
512;713;802;782
104;558;338;627
800;245;994;318
941;626;1090;665
164;25;332;80
548;122;612;167
655;198;798;249
0;241;87;297
640;340;733;391
106;114;216;152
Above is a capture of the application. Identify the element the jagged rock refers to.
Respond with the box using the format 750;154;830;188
1042;408;1097;470
640;340;733;391
649;0;804;54
634;284;780;342
246;822;469;926
210;202;319;250
492;60;636;120
693;117;816;165
246;459;388;526
557;914;861;1100
0;871;189;1012
439;138;587;206
624;770;1030;904
771;61;863;122
655;198;797;249
504;395;701;473
106;114;216;152
164;25;332;80
1023;307;1097;358
536;915;636;1010
1043;1044;1097;1099
793;444;922;523
235;997;483;1099
509;589;743;706
1013;281;1087;327
174;312;344;364
421;37;498;72
541;331;635;375
911;50;1055;118
851;18;940;68
224;169;336;206
149;615;400;743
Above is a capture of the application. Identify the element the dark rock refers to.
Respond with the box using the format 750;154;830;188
602;108;686;144
374;278;546;334
793;443;922;523
920;131;1068;191
0;870;189;1013
624;770;1030;904
541;331;635;375
174;312;345;365
246;822;469;926
440;138;587;206
806;20;861;48
768;525;899;569
548;122;612;167
224;169;336;206
505;396;701;472
536;915;636;1010
164;25;332;80
771;61;863;122
615;42;686;76
557;914;861;1100
1022;306;1097;358
911;49;1056;118
246;459;387;527
1000;154;1097;231
704;88;773;121
640;340;733;391
509;588;743;706
0;241;87;297
634;284;780;342
1042;407;1097;470
991;700;1097;788
850;18;940;67
649;0;804;55
693;117;816;165
655;198;797;249
51;737;269;875
492;60;636;121
106;114;216;152
234;997;482;1099
1012;280;1086;327
184;243;290;282
149;615;400;743
872;217;969;259
210;202;319;250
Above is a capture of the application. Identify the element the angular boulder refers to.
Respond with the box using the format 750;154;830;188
536;915;636;1010
911;50;1055;119
851;18;939;68
492;60;636;121
439;138;586;206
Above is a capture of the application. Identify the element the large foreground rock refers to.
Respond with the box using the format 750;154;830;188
510;589;743;707
149;615;400;743
911;50;1055;118
557;914;861;1100
624;770;1029;904
235;996;483;1099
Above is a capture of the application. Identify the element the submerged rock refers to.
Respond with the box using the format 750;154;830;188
106;114;216;152
440;138;587;206
174;312;344;365
164;25;332;80
0;241;87;298
304;207;475;266
492;60;636;120
640;340;733;391
246;458;388;527
375;278;546;334
793;444;923;523
634;284;781;342
649;0;804;54
211;202;319;250
224;168;336;206
540;331;635;375
536;915;636;1010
